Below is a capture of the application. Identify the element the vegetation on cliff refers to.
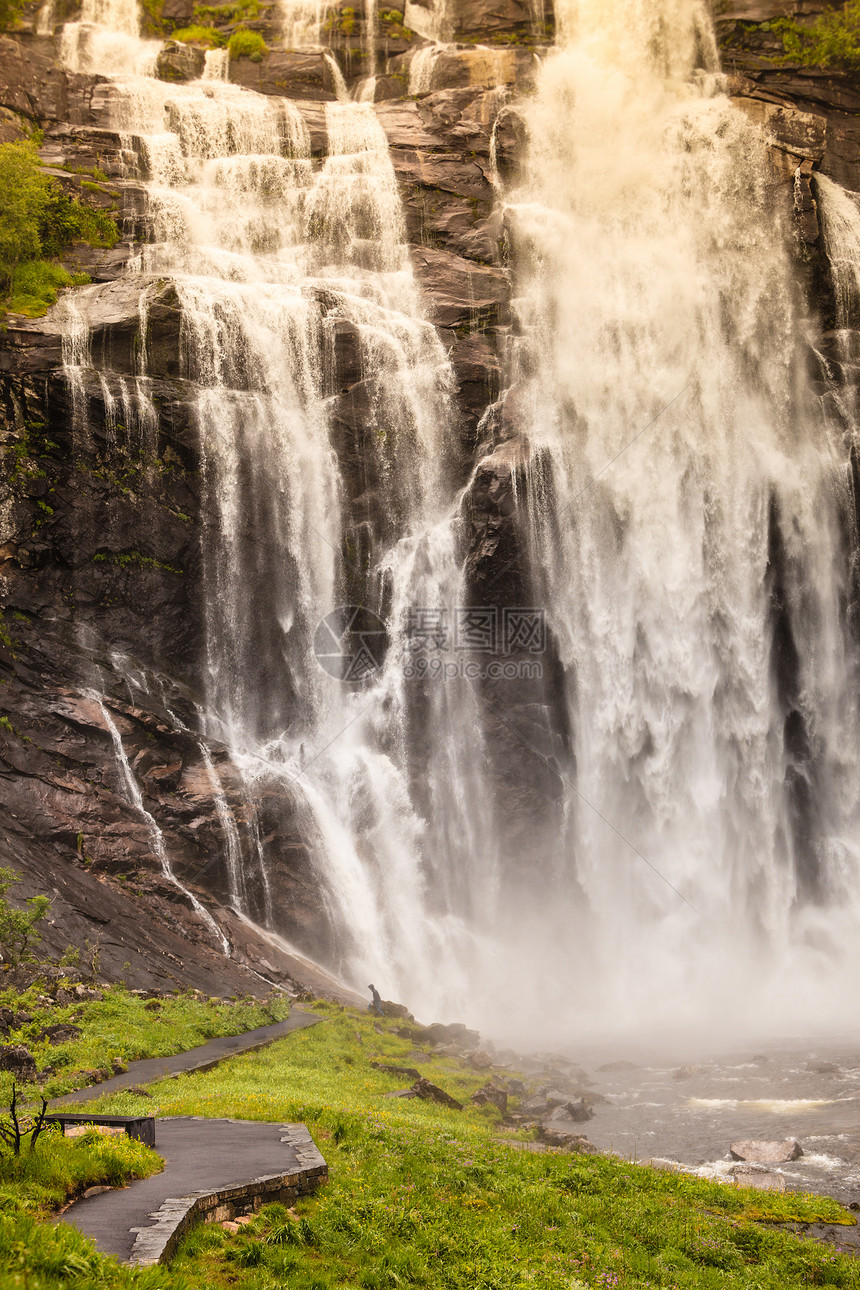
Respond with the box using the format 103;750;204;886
775;0;860;70
227;27;267;59
0;867;49;965
0;141;118;318
0;0;23;31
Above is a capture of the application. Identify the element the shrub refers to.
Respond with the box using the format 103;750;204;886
0;141;117;315
0;868;50;965
5;262;90;318
227;25;266;59
0;143;53;290
0;0;23;30
193;0;259;21
775;0;860;70
171;22;224;44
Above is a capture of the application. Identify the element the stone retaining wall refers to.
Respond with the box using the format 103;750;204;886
128;1124;327;1266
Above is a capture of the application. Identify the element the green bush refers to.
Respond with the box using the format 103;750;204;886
0;0;24;30
0;143;53;288
0;141;118;316
5;262;91;318
172;22;224;43
0;868;49;966
227;25;267;59
192;0;259;22
775;0;860;70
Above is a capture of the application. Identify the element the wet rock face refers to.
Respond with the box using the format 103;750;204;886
0;0;856;991
155;41;206;83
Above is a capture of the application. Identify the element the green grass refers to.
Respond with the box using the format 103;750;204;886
0;1131;172;1290
4;261;90;317
0;140;119;318
50;1001;858;1290
171;23;224;44
0;1128;162;1219
227;26;267;58
193;0;259;23
0;981;289;1101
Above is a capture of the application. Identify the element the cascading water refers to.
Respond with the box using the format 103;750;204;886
490;0;860;1039
57;0;496;1011
94;695;231;954
55;0;860;1042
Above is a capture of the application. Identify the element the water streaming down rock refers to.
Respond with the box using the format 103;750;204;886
94;695;232;954
486;0;860;1037
56;0;501;1010
817;174;860;330
50;0;860;1038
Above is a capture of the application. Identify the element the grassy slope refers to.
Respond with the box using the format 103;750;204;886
33;1000;856;1290
0;981;290;1101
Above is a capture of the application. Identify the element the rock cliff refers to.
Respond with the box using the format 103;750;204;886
0;0;857;995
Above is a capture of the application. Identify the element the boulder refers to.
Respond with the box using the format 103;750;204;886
370;1061;423;1081
807;1060;839;1074
520;1094;549;1115
155;41;206;83
35;1023;82;1045
544;1098;594;1124
468;1050;493;1069
380;1000;414;1020
471;1083;507;1112
538;1126;598;1152
729;1165;787;1193
0;1044;37;1082
420;1022;481;1048
411;1077;463;1109
598;1060;639;1072
729;1138;803;1164
673;1065;699;1080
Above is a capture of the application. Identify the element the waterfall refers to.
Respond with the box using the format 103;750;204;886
817;174;860;329
199;743;247;912
489;0;860;1038
94;696;232;955
408;45;439;94
58;0;492;1017
54;0;860;1042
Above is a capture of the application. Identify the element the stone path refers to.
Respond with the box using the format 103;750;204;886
60;1118;327;1264
52;1008;320;1105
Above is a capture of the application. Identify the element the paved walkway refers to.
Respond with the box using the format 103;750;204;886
60;1118;325;1263
53;1009;320;1105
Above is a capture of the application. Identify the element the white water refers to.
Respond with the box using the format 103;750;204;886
94;695;231;954
56;0;860;1043
493;0;860;1040
817;173;860;328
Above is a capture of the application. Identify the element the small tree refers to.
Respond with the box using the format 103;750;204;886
0;1084;52;1157
0;867;50;965
0;143;52;293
